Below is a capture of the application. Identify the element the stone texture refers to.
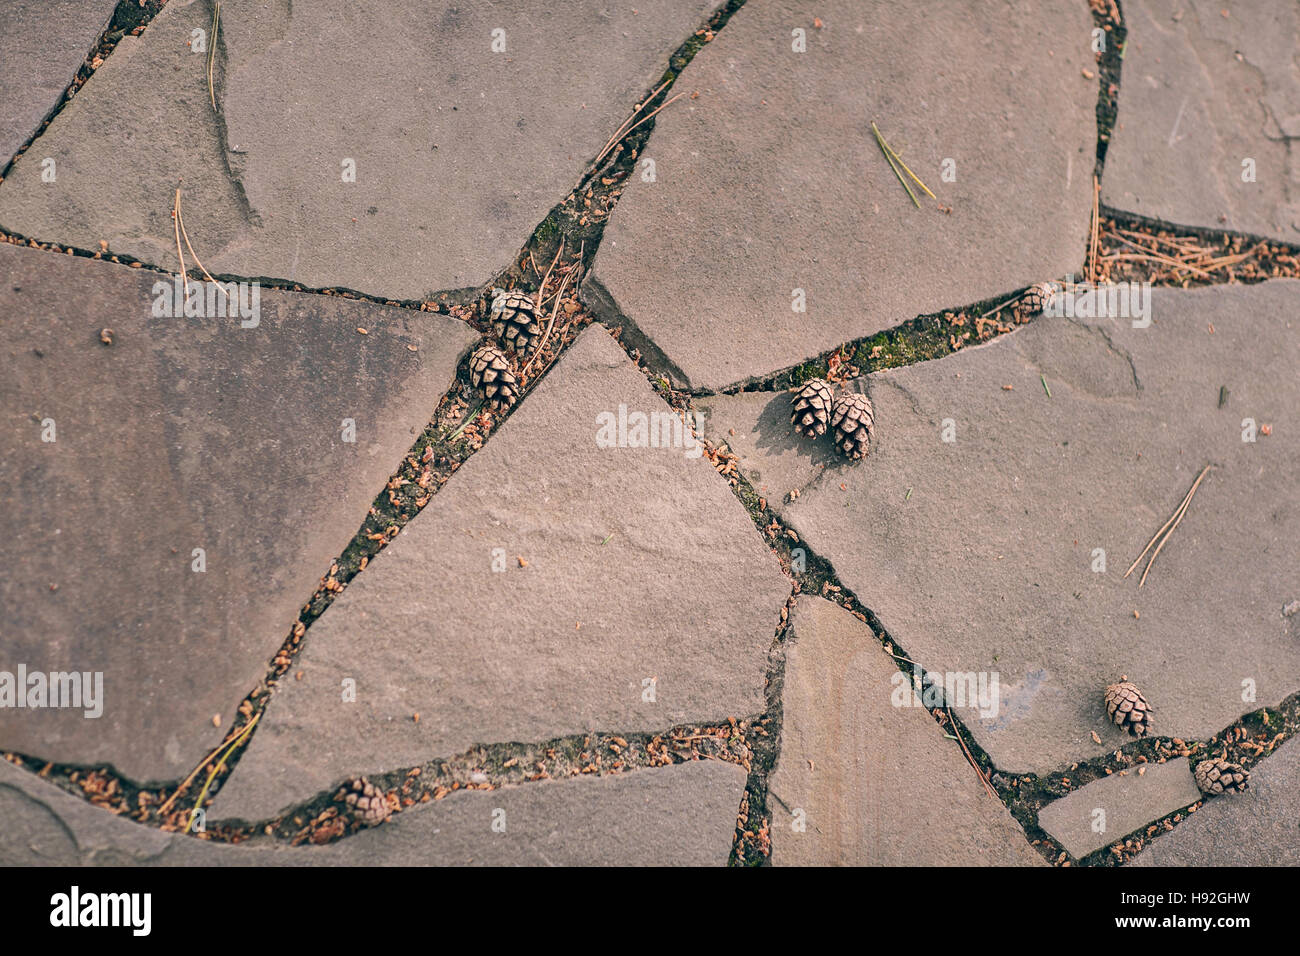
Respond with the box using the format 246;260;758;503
731;282;1300;776
0;755;743;866
1102;0;1300;243
0;0;716;298
212;325;790;821
769;597;1044;866
0;243;476;781
0;0;118;163
584;0;1097;391
1131;737;1300;866
1038;758;1201;860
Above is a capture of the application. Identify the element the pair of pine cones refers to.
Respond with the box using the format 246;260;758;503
1103;678;1249;796
469;288;539;413
789;379;875;460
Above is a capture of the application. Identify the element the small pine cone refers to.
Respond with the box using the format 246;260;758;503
470;344;519;411
790;378;834;438
336;777;391;827
489;288;541;352
1194;758;1249;795
830;392;875;461
1104;679;1153;737
1018;281;1060;319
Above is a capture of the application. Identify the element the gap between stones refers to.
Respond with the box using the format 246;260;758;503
0;0;169;185
6;0;1297;864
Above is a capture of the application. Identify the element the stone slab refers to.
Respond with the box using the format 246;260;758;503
0;0;118;163
585;0;1097;391
0;755;744;866
1102;0;1300;243
0;243;476;782
212;325;790;821
742;282;1299;776
0;0;716;298
769;597;1044;866
1038;757;1200;860
1131;737;1300;866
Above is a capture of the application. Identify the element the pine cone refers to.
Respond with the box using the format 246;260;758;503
336;777;391;827
830;392;875;460
1104;678;1153;737
489;288;541;352
1194;758;1249;795
1018;281;1060;319
470;344;519;411
790;378;834;438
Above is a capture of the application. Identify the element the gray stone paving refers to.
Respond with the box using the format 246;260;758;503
1038;758;1201;860
1103;0;1300;243
585;0;1097;391
1;755;744;866
0;243;475;781
1131;738;1300;867
211;325;789;821
0;0;117;163
769;597;1044;866
723;283;1300;776
0;0;716;297
1;0;1297;870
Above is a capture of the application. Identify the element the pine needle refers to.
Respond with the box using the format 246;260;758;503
172;188;187;280
1124;464;1212;587
207;1;221;112
176;189;220;286
871;122;918;207
871;122;936;199
186;711;259;833
447;401;485;441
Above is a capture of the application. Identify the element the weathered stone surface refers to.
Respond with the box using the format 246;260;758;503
0;0;715;298
1038;758;1200;860
770;597;1044;866
0;0;117;163
1;755;743;866
751;282;1299;776
1131;738;1300;866
212;325;789;821
584;0;1097;391
1102;0;1300;243
0;243;476;782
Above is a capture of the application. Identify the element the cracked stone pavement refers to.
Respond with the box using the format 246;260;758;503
1;0;1297;869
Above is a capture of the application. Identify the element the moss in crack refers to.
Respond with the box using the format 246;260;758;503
729;287;1041;396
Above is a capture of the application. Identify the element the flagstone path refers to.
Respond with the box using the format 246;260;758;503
1;0;1296;867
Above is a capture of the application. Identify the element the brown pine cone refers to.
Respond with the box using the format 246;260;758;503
336;777;391;827
489;287;541;352
470;344;519;411
1194;758;1249;795
1104;678;1153;737
790;378;834;438
1018;281;1060;319
830;391;875;461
